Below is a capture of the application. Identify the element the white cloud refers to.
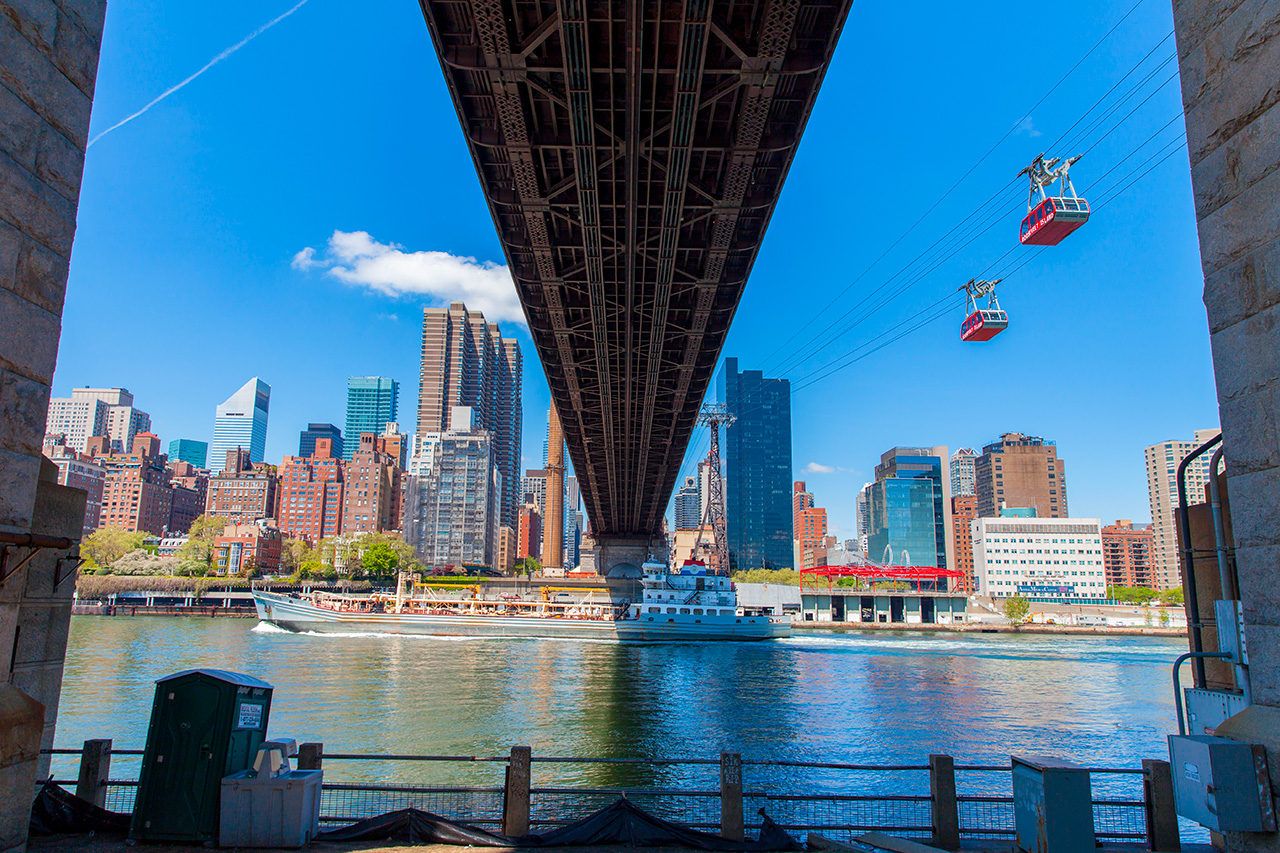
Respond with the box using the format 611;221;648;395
1017;115;1043;138
293;230;524;325
805;462;836;474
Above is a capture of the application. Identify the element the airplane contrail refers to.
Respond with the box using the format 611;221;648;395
88;0;311;148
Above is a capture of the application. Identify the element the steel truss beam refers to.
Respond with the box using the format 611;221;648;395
418;0;853;536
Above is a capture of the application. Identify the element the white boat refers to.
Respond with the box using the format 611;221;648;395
252;558;789;641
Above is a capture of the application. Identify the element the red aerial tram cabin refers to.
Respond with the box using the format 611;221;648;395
1019;196;1090;246
960;308;1008;341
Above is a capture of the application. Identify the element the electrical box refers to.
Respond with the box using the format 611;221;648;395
1169;735;1275;832
220;768;322;848
1185;688;1248;736
130;669;273;842
1011;755;1095;853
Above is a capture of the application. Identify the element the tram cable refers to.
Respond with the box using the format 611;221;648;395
757;0;1155;374
762;40;1180;379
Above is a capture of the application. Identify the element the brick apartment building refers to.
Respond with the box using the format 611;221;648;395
215;520;283;575
278;438;346;543
342;433;402;535
206;448;279;525
97;433;173;535
1101;519;1156;589
950;494;978;593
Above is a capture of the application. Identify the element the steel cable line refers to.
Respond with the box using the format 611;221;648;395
673;126;1187;495
763;47;1180;381
757;0;1154;374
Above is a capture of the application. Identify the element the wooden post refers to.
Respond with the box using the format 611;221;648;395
1142;759;1181;852
75;738;111;808
720;751;744;841
929;754;960;849
298;742;324;771
503;745;531;837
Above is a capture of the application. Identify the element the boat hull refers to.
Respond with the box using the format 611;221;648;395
253;592;788;641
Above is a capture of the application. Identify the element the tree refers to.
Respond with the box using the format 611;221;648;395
82;528;147;568
1001;595;1030;624
361;542;400;577
515;556;541;577
279;538;312;574
177;514;228;575
1160;587;1184;606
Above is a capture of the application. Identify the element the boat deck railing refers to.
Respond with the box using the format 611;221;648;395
43;744;1172;846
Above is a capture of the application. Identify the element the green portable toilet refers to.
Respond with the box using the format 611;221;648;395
129;669;273;842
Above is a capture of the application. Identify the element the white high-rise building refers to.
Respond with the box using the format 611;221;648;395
856;482;871;555
673;476;702;530
45;387;150;453
1144;428;1221;591
949;448;977;497
973;516;1107;602
209;378;270;473
404;406;500;569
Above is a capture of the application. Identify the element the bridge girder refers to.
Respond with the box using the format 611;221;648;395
418;0;852;536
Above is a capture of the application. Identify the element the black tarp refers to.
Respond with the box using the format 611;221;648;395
318;798;802;850
29;781;131;836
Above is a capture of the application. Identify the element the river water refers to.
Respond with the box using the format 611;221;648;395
55;616;1187;797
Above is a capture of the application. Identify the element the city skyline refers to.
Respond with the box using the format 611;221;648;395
54;0;1215;537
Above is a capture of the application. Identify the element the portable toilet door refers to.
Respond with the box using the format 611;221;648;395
129;669;273;843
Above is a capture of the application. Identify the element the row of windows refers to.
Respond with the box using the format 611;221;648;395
645;606;729;616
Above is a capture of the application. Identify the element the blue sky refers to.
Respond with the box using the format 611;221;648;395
58;0;1217;537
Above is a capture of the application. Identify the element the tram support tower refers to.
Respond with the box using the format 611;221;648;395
541;402;565;572
694;404;735;575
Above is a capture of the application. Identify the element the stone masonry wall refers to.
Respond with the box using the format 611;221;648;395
0;0;105;537
1173;0;1280;702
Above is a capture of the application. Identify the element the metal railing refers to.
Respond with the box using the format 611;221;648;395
43;741;1174;847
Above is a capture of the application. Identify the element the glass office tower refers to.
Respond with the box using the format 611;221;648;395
344;377;398;460
866;446;953;574
719;358;793;571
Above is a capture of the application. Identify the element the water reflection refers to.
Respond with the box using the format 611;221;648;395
56;617;1186;796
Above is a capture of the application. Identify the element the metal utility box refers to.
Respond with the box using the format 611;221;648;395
130;669;273;842
1168;735;1276;832
1011;755;1095;853
1184;688;1249;736
220;769;322;848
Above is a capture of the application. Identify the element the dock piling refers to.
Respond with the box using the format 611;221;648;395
75;739;111;808
1142;759;1180;851
503;745;531;837
929;753;960;849
720;751;744;841
298;742;323;770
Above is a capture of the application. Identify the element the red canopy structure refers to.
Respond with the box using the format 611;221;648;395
800;565;965;592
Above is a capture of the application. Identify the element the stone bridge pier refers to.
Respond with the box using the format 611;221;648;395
1172;1;1280;850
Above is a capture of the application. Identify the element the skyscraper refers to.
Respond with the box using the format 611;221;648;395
299;423;343;460
344;377;398;460
1144;428;1221;590
673;476;702;530
719;358;793;571
46;387;150;453
404;407;501;569
950;448;977;497
210;377;270;473
866;446;953;571
856;483;871;555
168;439;208;468
974;433;1067;518
417;303;522;528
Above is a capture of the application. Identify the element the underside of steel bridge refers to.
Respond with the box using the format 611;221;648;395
417;0;853;537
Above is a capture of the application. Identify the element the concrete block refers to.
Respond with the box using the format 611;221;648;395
1242;623;1280;706
0;147;77;256
0;16;93;149
1209;299;1280;402
0;0;58;55
0;446;40;531
1237;544;1280;626
1204;237;1280;334
0;368;49;457
14;227;70;314
1225;467;1280;549
0;286;61;385
1189;100;1280;221
0;81;43;169
34;111;86;201
0;219;18;288
1173;0;1250;56
50;0;104;43
0;684;44;853
1179;0;1280;168
1195;168;1280;277
50;5;100;98
1217;387;1280;476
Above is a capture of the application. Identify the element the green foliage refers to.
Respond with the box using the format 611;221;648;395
515;556;541;576
731;568;832;589
82;528;147;567
361;542;400;577
176;514;229;575
1161;587;1184;606
1001;595;1031;623
1108;585;1159;604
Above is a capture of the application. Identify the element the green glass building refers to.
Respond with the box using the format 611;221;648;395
344;377;398;460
